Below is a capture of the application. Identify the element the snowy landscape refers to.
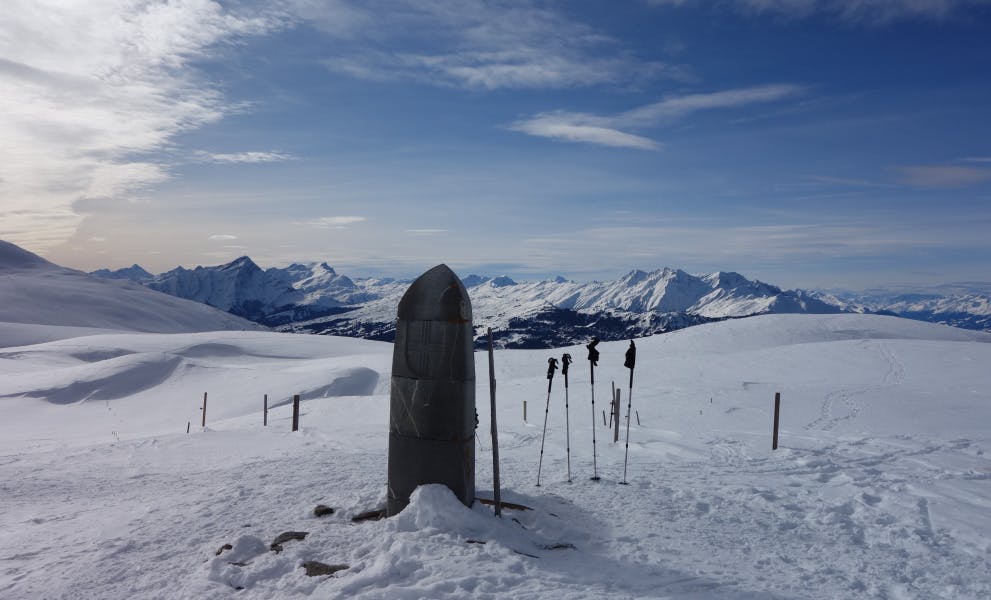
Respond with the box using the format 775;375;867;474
2;242;990;599
4;1;991;598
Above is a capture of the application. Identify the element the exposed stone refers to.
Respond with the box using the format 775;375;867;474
351;509;386;522
270;531;308;553
302;561;349;577
313;504;335;517
215;543;233;556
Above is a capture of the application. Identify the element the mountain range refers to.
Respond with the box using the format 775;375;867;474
88;253;991;348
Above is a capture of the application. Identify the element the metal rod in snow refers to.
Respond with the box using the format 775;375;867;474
587;337;601;481
561;353;573;483
263;394;268;427
487;328;502;516
621;340;636;485
772;392;781;450
536;357;558;487
292;394;300;432
201;392;207;428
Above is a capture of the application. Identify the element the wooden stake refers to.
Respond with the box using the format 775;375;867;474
263;394;268;427
487;328;501;516
292;394;300;432
186;421;190;434
523;400;527;423
772;392;781;450
614;389;621;443
201;392;207;427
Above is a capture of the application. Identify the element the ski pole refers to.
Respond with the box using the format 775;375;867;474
562;353;573;483
587;337;601;481
536;357;558;487
621;340;636;485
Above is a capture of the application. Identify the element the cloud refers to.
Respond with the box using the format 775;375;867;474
405;229;448;235
0;1;285;253
509;117;661;150
961;156;991;163
310;0;674;89
511;84;803;149
195;151;293;164
646;0;990;23
300;216;367;228
209;234;238;241
893;165;991;188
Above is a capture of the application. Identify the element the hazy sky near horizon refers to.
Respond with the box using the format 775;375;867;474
2;0;990;290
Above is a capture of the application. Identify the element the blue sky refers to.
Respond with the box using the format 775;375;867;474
2;0;990;290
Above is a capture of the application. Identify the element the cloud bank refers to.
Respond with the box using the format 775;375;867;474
0;0;284;251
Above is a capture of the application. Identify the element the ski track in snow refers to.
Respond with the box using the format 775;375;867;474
1;314;989;599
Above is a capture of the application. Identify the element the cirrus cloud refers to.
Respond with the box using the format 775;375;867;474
0;0;286;253
510;84;805;150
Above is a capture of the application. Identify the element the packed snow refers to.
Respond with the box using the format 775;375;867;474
1;314;990;598
0;240;260;335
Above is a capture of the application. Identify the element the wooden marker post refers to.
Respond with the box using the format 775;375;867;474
263;394;268;426
292;394;300;432
772;392;781;450
201;392;207;427
614;388;621;443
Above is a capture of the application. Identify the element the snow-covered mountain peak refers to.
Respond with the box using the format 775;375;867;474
489;275;517;287
90;264;154;282
218;255;261;274
462;274;490;287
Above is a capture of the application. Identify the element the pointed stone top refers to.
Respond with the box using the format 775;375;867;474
397;264;472;322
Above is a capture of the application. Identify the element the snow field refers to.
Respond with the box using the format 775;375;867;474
1;314;990;598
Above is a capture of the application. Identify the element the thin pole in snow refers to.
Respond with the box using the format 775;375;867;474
621;340;636;485
292;394;300;432
561;353;573;483
614;388;621;443
201;392;207;428
772;392;781;450
488;329;502;516
587;337;601;481
263;394;268;427
536;357;558;487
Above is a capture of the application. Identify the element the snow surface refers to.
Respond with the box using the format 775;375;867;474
2;314;990;598
0;240;260;335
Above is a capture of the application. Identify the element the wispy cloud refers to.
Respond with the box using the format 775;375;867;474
0;2;285;252
311;0;674;90
511;84;804;149
209;234;238;241
893;165;991;188
509;117;661;150
647;0;989;24
961;156;991;163
195;151;293;164
299;216;367;228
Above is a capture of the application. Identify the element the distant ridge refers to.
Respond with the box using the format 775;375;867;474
90;253;991;346
0;240;261;336
0;239;60;272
